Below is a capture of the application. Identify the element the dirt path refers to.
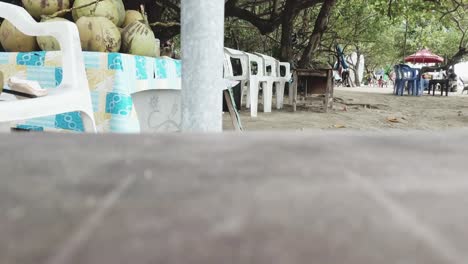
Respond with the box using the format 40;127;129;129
224;87;468;131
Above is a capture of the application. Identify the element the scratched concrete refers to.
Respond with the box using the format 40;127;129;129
1;130;468;264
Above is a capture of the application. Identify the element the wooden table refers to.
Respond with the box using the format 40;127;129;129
291;69;334;112
428;79;449;96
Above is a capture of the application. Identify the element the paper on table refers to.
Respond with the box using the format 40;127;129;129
7;77;48;98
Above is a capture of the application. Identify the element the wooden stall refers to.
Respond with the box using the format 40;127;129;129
291;68;334;112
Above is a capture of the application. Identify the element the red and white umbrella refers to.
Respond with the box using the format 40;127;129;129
404;49;444;64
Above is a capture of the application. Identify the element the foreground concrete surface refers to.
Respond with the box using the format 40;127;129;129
1;130;468;264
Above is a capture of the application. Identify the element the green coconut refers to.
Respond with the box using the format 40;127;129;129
22;0;71;19
122;10;144;28
72;0;125;27
76;16;121;52
36;17;68;51
121;21;160;57
0;19;38;52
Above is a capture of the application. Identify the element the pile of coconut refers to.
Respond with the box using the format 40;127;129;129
0;0;160;57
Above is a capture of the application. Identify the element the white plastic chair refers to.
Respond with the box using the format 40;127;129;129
243;52;272;117
0;2;96;132
224;48;249;105
225;48;269;117
256;53;291;109
278;62;292;106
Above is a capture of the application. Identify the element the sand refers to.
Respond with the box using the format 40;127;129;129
224;86;468;131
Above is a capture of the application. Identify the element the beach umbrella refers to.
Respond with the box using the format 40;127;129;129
404;48;444;64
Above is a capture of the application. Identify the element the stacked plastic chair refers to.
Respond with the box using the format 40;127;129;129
254;53;283;112
223;48;250;109
394;64;422;96
224;48;292;117
278;62;292;108
244;52;270;117
408;67;422;96
393;64;405;95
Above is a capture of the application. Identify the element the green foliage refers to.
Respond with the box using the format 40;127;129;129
225;18;280;55
223;0;466;69
322;0;466;69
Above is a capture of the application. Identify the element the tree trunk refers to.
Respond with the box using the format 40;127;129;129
297;0;337;68
353;48;362;87
279;0;298;62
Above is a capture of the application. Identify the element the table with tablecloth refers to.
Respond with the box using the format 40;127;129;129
0;51;181;133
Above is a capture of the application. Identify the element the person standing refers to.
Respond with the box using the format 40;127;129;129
342;70;350;87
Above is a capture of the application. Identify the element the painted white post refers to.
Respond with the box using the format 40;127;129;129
181;0;225;132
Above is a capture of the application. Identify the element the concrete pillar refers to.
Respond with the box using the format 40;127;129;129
181;0;225;132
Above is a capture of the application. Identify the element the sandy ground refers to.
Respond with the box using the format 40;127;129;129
224;86;468;131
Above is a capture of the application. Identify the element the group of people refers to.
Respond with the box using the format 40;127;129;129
365;72;389;88
419;68;459;92
333;62;462;93
334;69;390;88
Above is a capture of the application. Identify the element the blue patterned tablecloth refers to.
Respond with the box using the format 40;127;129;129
0;51;181;133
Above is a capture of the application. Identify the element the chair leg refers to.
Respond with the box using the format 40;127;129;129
276;81;285;110
412;81;417;96
394;80;400;95
397;81;404;96
263;82;273;113
249;82;259;117
245;82;251;109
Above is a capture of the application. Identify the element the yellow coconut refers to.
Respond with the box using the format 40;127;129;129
0;19;38;52
36;17;68;51
76;16;121;52
121;21;159;57
72;0;125;27
122;10;144;28
22;0;71;19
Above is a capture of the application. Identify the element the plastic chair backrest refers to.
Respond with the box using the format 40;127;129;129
254;53;279;77
0;2;87;92
399;64;413;79
395;65;407;80
279;62;292;80
410;68;420;79
244;52;264;78
224;48;249;81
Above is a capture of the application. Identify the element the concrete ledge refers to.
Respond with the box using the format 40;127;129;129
1;130;468;264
